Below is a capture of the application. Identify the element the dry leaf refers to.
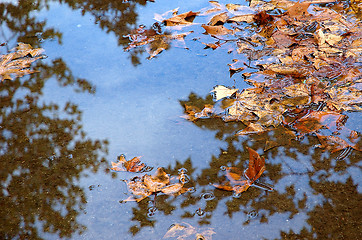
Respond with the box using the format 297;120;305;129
202;24;233;35
0;43;45;81
163;222;215;240
111;155;152;172
214;147;270;195
123;167;192;202
211;85;238;101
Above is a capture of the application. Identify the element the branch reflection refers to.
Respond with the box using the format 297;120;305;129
122;92;361;239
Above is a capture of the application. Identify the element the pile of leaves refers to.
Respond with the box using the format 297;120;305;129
126;0;361;156
0;43;45;81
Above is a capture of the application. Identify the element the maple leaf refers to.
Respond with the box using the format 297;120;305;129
0;43;45;81
214;147;272;195
111;154;152;172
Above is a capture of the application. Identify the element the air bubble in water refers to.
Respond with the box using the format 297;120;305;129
201;192;215;201
147;206;157;217
195;208;204;216
247;210;258;219
178;168;187;174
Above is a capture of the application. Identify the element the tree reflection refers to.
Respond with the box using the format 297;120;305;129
0;0;154;65
0;55;108;239
0;0;122;238
122;92;360;239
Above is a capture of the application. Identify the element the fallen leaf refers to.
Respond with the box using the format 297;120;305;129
286;2;311;20
0;43;45;81
123;167;191;202
228;59;245;77
236;122;266;135
163;222;215;240
111;155;152;172
214;147;270;194
228;14;255;23
202;24;233;35
245;147;265;181
208;12;229;26
162;11;199;26
211;85;238;101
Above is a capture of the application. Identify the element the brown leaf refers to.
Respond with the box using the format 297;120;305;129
202;24;233;35
228;59;245;77
286;2;311;20
211;85;238;101
284;110;347;135
227;14;255;23
236;123;266;135
208;12;229;26
143;167;170;192
163;222;215;240
111;155;151;172
316;134;350;153
123;178;152;202
0;43;45;81
214;148;268;195
245;147;265;182
163;11;199;26
253;11;274;26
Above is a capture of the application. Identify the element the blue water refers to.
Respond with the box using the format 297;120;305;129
1;0;361;239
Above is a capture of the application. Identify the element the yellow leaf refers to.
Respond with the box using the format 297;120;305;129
211;85;238;101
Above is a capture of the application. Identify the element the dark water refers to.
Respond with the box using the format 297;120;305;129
1;0;361;239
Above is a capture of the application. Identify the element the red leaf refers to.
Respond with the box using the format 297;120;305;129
244;147;265;182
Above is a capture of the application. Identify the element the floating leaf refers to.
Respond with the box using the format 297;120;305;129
0;43;45;81
123;167;191;202
245;147;265;181
163;222;215;240
111;154;152;172
211;85;238;101
202;24;233;35
162;10;199;26
214;147;271;194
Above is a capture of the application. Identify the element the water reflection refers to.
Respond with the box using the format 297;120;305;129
0;0;154;66
0;55;108;239
122;92;360;239
0;1;114;236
